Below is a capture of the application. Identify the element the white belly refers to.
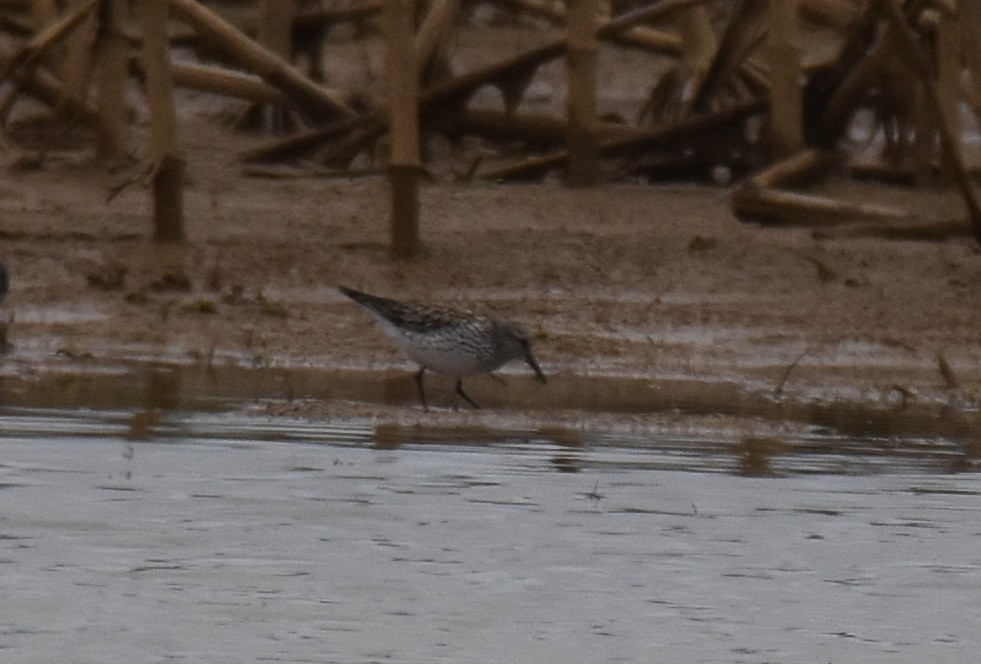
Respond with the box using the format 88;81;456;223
399;336;491;376
375;320;497;376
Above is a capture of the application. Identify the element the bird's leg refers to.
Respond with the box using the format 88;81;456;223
455;378;481;409
414;367;428;410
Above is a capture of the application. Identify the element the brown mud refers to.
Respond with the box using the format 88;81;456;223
0;25;979;448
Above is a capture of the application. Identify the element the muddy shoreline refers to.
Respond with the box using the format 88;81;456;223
1;98;979;445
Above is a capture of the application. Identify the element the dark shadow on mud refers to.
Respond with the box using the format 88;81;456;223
2;360;977;436
1;359;977;476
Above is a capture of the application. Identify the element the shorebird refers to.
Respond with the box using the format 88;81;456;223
339;286;546;409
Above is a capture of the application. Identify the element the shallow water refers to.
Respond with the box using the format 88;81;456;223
2;359;976;441
1;403;979;664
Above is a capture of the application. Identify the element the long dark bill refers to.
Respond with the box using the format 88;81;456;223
526;351;547;383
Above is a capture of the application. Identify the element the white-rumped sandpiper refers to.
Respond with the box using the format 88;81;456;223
339;286;546;408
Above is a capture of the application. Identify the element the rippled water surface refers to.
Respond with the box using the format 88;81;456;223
1;404;979;664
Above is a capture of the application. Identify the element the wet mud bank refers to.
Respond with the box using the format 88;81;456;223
1;358;977;473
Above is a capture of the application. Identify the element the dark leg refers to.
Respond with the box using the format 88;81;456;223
414;367;428;410
455;378;481;409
